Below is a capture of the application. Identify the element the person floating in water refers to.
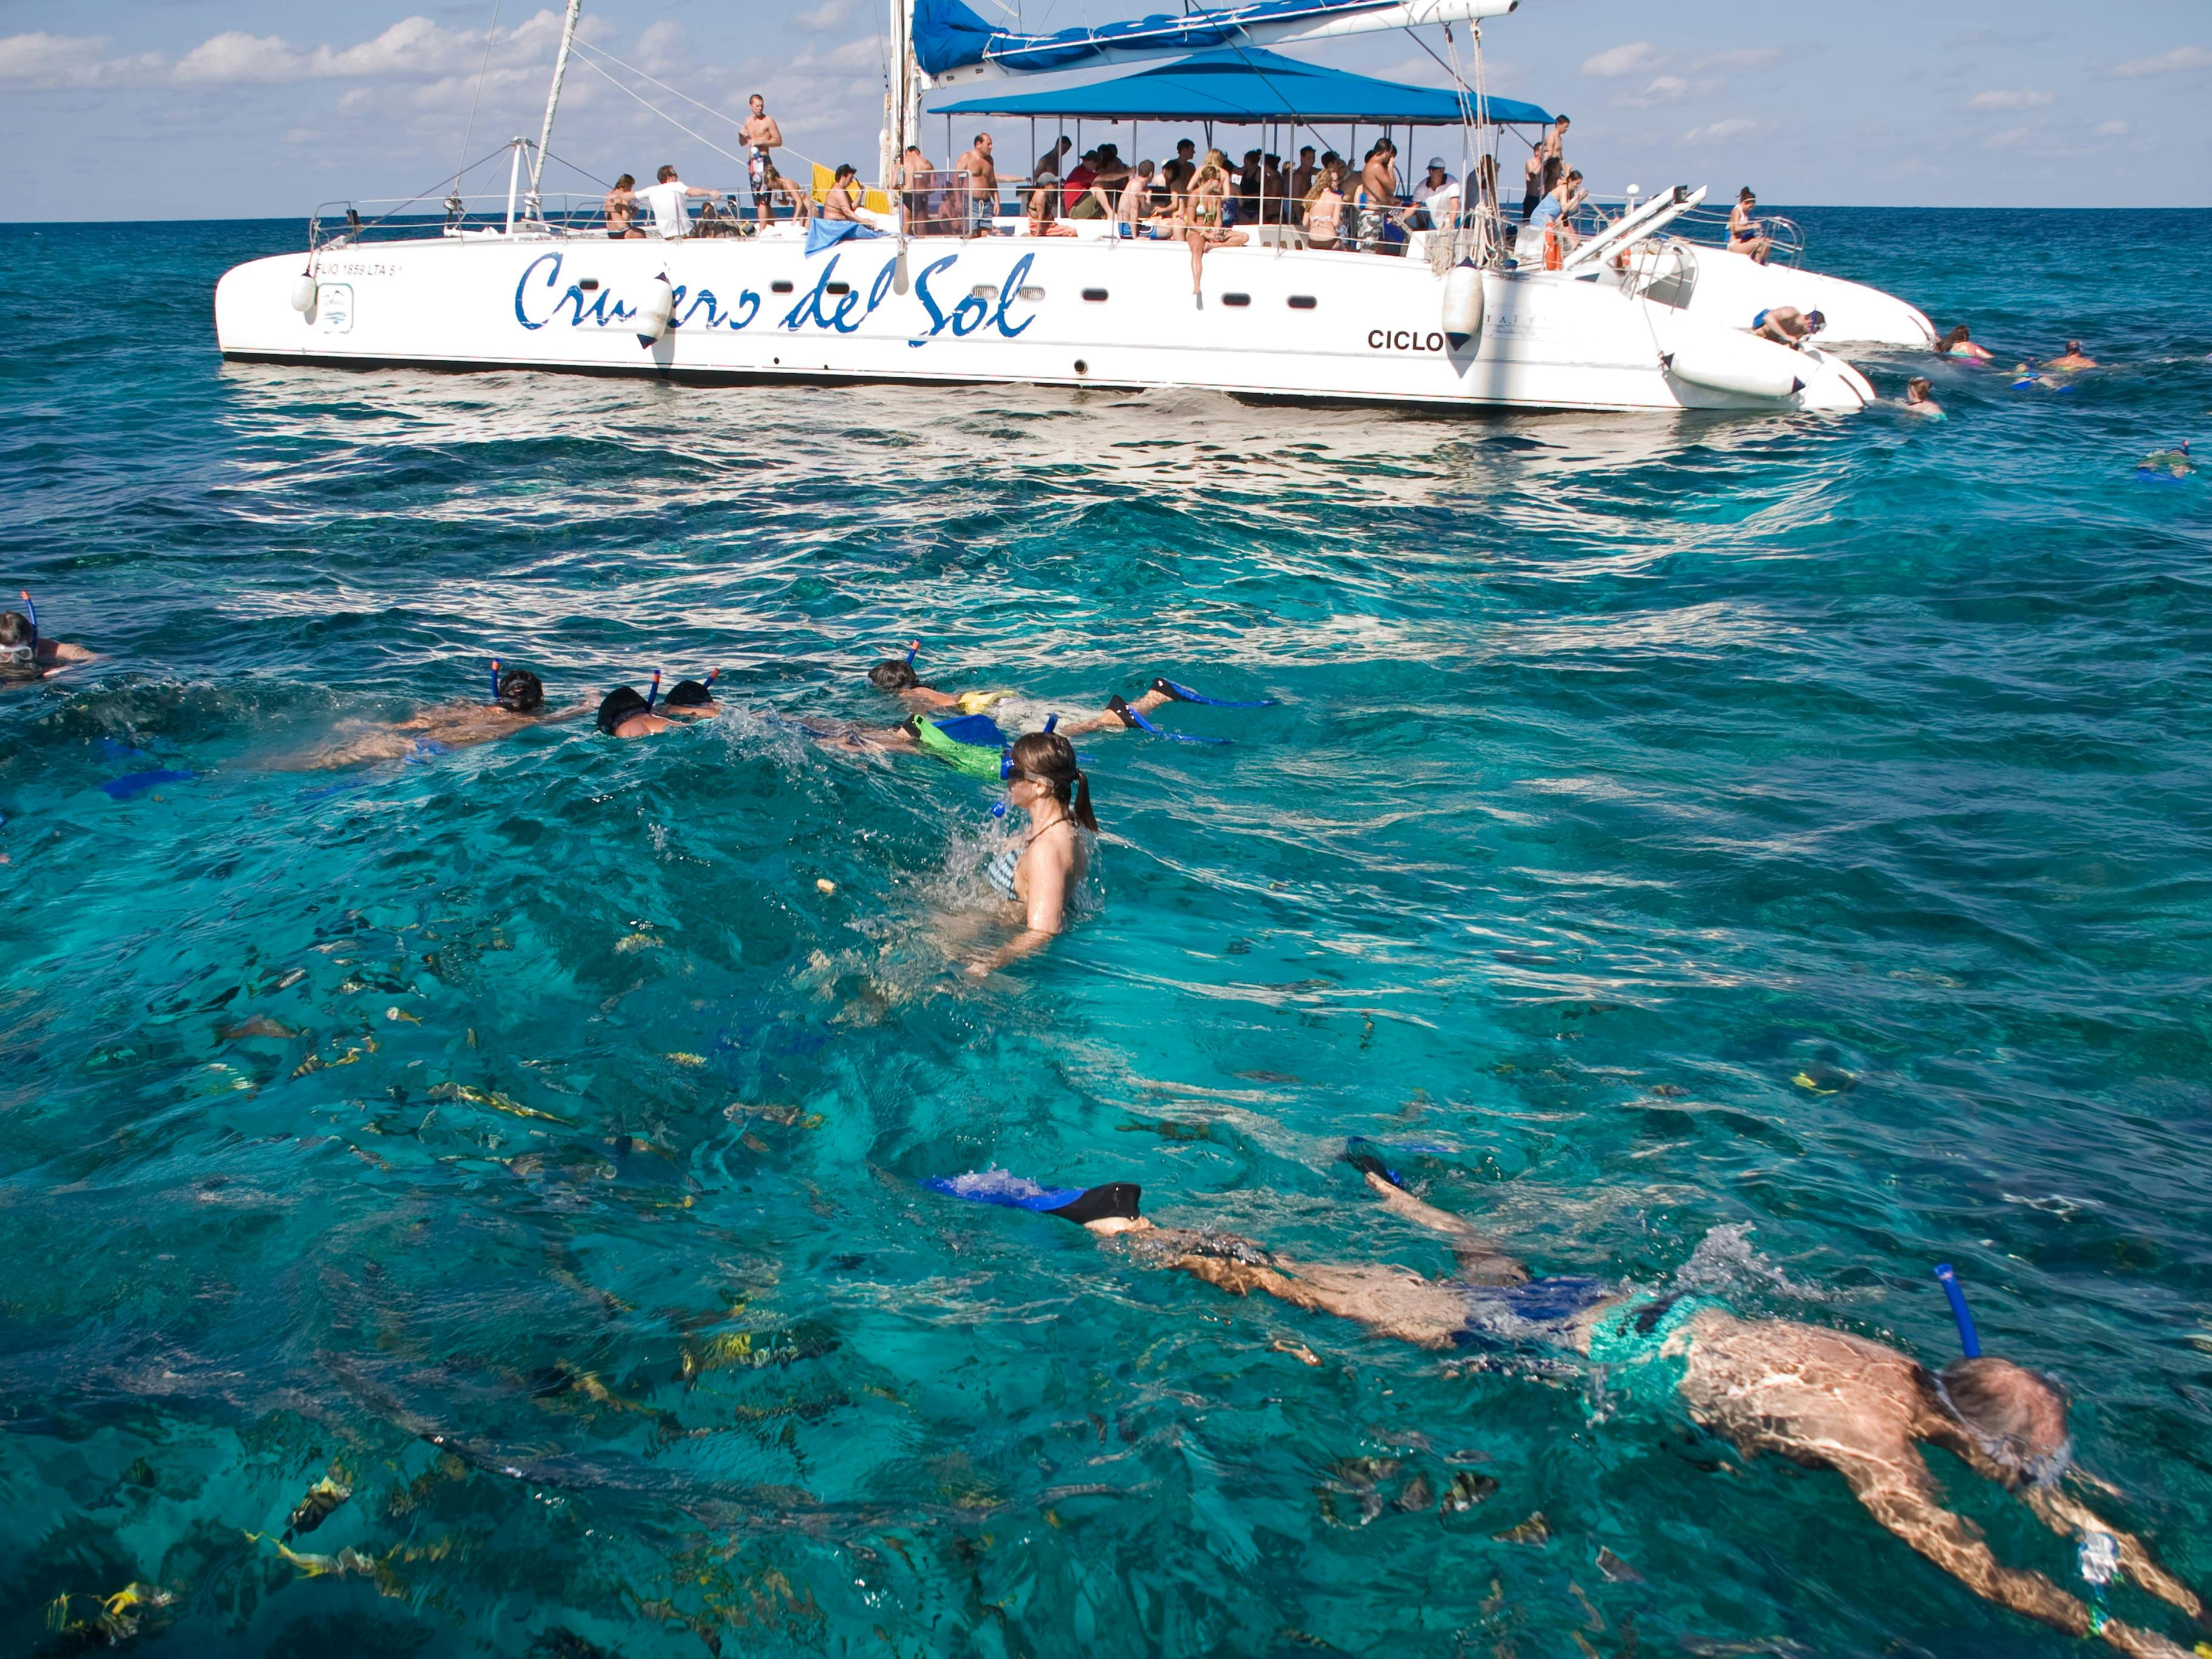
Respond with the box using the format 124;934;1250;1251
2046;340;2098;371
867;645;1274;752
1935;324;1993;361
290;662;587;767
964;729;1097;977
1902;376;1944;418
930;1163;2207;1657
596;671;720;738
2137;442;2193;481
0;590;97;686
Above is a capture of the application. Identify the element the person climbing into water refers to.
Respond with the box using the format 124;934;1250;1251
1752;305;1825;347
289;662;587;767
963;729;1097;977
0;590;97;685
927;1160;2208;1658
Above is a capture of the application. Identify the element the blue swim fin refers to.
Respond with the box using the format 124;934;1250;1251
1152;677;1278;708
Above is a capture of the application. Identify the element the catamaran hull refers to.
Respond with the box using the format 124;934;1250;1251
1677;242;1934;349
216;232;1872;414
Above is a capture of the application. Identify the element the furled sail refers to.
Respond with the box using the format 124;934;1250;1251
913;0;1518;82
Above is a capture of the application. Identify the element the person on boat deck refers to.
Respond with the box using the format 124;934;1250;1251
1024;176;1077;238
1116;162;1169;233
1529;168;1584;249
1235;149;1264;224
1183;150;1250;295
1935;324;1993;361
958;1165;2208;1659
1753;304;1825;347
866;656;1187;739
1160;138;1199;211
739;94;783;225
964;730;1097;978
1355;139;1400;250
1303;162;1347;250
1290;146;1319;217
822;165;864;222
953;132;998;235
1520;145;1546;224
1409;157;1460;231
1727;186;1772;264
1903;376;1944;417
1062;150;1105;219
1034;136;1074;187
602;175;643;239
2046;339;2098;370
1532;114;1569;203
0;597;95;685
290;664;589;768
638;165;724;239
899;144;941;233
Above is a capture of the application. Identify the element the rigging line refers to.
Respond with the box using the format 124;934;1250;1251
360;141;522;234
568;39;833;175
453;0;507;197
573;53;759;177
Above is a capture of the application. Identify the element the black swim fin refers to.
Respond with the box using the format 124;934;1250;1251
1045;1182;1144;1225
1340;1138;1404;1189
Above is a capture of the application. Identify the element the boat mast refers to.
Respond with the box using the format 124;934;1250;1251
527;0;585;218
881;0;918;193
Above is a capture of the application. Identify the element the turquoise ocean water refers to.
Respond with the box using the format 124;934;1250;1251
1;209;2208;1657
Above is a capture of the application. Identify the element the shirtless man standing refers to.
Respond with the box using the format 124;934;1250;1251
739;93;783;225
954;132;998;236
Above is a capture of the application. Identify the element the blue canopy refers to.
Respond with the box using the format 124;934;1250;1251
917;0;1416;77
926;48;1550;126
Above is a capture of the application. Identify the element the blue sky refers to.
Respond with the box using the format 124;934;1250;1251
2;0;2205;219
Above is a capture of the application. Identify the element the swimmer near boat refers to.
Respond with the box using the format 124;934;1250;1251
924;1155;2212;1658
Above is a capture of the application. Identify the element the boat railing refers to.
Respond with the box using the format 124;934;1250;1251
1568;194;1806;266
303;186;833;251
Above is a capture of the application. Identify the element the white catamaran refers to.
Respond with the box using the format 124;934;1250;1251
214;0;1923;414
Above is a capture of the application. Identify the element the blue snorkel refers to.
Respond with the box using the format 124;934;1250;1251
489;657;503;703
19;589;36;646
644;669;661;713
1933;1262;1982;1358
906;638;920;666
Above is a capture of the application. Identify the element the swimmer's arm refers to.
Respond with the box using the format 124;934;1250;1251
2024;1485;2205;1621
1360;1171;1529;1284
36;641;98;674
1835;1456;2149;1649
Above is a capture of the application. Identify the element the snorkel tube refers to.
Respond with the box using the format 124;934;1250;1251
489;657;503;703
906;638;920;666
644;669;661;713
20;589;36;646
1932;1262;1982;1358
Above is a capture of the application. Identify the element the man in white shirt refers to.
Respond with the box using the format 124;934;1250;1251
1410;157;1460;230
637;163;723;239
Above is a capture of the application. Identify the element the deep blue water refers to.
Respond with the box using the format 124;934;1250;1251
1;208;2208;1658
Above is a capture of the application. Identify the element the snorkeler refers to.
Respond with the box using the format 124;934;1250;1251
599;668;725;736
290;660;588;768
1902;376;1944;417
1751;305;1825;348
2137;442;2194;481
964;729;1096;977
867;646;1250;740
1935;324;1993;361
1;589;98;685
929;1163;2207;1658
2046;340;2098;371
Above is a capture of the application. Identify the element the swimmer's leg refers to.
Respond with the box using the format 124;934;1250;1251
1055;684;1175;737
2026;1485;2206;1621
1170;1250;1469;1349
1356;1168;1530;1287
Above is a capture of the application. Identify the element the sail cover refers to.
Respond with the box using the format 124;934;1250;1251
926;47;1549;125
916;0;1472;78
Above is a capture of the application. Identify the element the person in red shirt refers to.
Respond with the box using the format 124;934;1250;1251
1062;152;1098;216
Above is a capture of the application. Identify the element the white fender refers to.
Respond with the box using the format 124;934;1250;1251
1441;262;1484;350
1664;329;1803;402
288;269;318;313
634;271;675;347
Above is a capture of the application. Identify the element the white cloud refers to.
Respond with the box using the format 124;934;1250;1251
1582;41;1662;78
1967;88;2053;111
633;21;688;75
1682;117;1758;143
0;31;164;87
2109;44;2212;77
1617;74;1695;107
1693;46;1784;70
793;0;861;31
2093;119;2129;137
1982;126;2030;149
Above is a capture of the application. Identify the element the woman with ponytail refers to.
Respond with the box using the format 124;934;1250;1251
967;730;1096;977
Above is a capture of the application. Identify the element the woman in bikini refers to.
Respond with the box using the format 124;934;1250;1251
1182;150;1249;296
603;176;643;239
1727;186;1771;264
965;730;1095;977
1302;161;1346;250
